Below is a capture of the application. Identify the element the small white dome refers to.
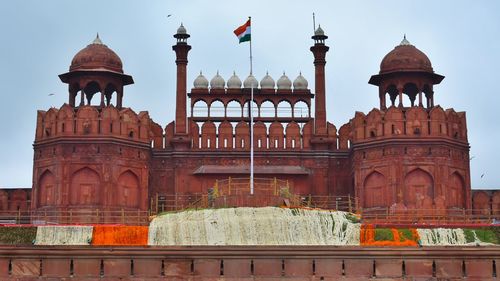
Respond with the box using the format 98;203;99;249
293;72;308;90
277;72;292;90
227;71;242;89
260;72;275;89
210;71;225;89
177;23;187;34
314;25;325;36
243;74;258;88
193;71;209;89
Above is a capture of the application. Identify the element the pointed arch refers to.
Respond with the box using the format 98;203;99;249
404;168;434;208
38;170;56;207
116;170;140;208
363;171;388;208
226;100;242;117
448;172;465;208
70;167;100;205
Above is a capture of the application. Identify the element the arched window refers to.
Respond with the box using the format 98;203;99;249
294;101;309;117
193;100;208;117
260;100;275;118
243;100;259;118
277;100;292;118
226;100;242;117
403;83;418;107
210;100;225;117
83;81;102;106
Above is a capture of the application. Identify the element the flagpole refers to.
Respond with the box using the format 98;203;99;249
248;16;254;195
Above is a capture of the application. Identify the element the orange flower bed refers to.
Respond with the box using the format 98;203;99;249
91;225;148;246
360;224;419;247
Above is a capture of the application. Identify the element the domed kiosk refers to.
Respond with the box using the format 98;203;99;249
59;34;133;108
368;36;444;109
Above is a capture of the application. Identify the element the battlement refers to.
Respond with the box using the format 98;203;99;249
350;105;467;144
163;120;339;151
35;104;156;145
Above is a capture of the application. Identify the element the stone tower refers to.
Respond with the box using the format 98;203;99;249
32;35;153;221
350;37;471;213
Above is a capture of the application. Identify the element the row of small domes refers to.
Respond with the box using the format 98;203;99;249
194;72;308;90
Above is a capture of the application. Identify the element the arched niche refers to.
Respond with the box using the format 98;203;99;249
448;172;466;208
363;171;387;208
117;170;140;208
404;168;434;209
472;191;491;215
38;170;56;207
70;167;100;205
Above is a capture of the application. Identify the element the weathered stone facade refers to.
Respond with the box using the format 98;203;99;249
26;25;482;215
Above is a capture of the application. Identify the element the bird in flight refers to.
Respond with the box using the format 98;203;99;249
480;173;485;178
167;14;172;18
48;93;55;96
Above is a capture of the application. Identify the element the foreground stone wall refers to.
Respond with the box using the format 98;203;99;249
0;246;498;280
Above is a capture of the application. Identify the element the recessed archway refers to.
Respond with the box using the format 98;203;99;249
363;171;387;208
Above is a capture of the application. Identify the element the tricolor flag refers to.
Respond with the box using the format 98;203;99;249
233;19;251;43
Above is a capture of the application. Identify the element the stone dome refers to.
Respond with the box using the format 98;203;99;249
70;34;123;73
243;74;259;88
260;72;275;89
277;72;292;90
227;71;242;89
293;72;308;90
210;71;225;89
193;71;209;89
177;23;187;35
314;25;325;36
379;36;433;74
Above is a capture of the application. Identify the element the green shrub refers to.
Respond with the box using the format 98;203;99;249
374;228;393;241
345;213;360;224
0;226;37;245
463;229;475;243
474;228;499;244
398;229;413;242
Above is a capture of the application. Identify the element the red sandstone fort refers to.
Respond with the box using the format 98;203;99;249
0;24;498;221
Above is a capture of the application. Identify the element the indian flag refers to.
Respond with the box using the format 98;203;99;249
234;19;251;43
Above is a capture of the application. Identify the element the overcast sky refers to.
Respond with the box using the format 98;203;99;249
0;0;499;189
